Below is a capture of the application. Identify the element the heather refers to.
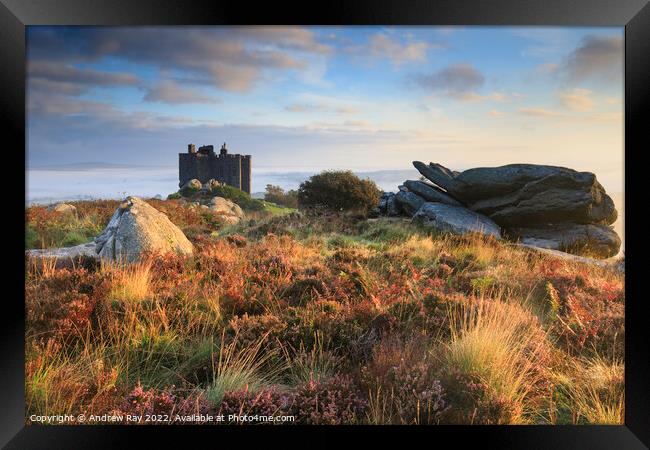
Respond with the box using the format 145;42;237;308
25;199;624;425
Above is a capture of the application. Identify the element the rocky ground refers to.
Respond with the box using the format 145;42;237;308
25;190;624;425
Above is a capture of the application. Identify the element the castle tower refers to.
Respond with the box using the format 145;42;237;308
179;142;252;194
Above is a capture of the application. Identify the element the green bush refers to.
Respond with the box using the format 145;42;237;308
297;170;381;213
211;185;265;211
264;185;299;208
167;192;181;200
25;225;38;250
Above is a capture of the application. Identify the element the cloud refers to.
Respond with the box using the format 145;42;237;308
344;32;439;66
27;27;331;93
562;35;623;84
457;91;507;102
413;63;485;99
285;103;358;114
558;88;594;112
143;80;219;104
519;107;563;118
28;60;138;95
367;34;430;65
488;109;505;117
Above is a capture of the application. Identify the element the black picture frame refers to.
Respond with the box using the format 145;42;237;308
2;0;648;448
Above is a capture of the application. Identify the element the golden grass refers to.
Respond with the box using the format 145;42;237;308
207;333;285;406
27;255;59;279
446;299;550;423
103;259;152;303
569;354;624;424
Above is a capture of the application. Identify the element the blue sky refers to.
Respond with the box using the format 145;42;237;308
26;26;624;192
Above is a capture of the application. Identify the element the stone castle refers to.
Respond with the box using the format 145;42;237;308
179;143;251;194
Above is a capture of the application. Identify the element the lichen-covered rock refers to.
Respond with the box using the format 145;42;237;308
505;223;620;259
27;242;98;268
403;180;463;206
412;202;501;239
180;179;202;197
467;172;616;227
203;178;222;193
48;203;77;215
378;192;403;216
412;161;460;195
208;196;245;224
394;190;427;216
95;196;193;262
454;164;595;203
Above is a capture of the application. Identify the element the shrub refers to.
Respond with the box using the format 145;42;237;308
264;185;299;209
26;268;110;343
362;336;447;424
219;388;294;422
117;383;210;423
290;374;367;424
297;170;381;213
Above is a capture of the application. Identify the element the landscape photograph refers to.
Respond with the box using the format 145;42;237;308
25;25;624;425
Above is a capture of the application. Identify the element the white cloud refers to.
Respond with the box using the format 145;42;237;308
558;88;594;112
143;80;219;104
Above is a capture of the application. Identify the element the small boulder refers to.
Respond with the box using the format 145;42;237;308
412;202;502;239
95;196;193;262
208;196;245;224
180;179;202;197
203;179;222;193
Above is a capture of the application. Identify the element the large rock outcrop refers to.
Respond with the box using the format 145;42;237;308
378;160;621;258
413;162;616;225
413;202;501;239
28;197;194;266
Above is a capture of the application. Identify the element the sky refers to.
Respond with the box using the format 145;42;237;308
26;26;624;196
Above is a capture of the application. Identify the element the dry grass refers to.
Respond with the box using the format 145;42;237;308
569;354;624;424
207;333;285;406
445;299;550;423
103;259;152;303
